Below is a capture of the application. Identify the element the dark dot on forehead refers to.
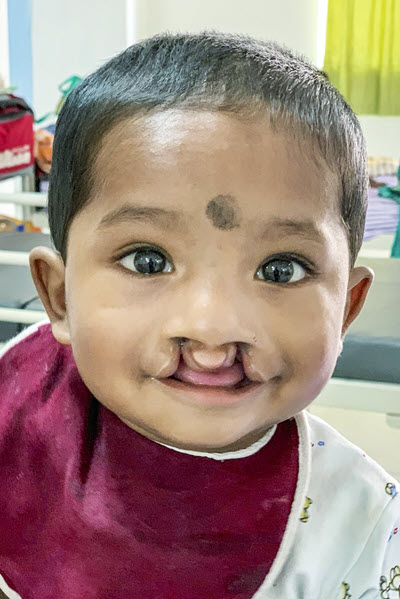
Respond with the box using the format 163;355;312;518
205;195;241;230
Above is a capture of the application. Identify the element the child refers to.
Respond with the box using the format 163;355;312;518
0;32;398;599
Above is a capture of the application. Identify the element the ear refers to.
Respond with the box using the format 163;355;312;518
29;246;71;345
341;265;374;338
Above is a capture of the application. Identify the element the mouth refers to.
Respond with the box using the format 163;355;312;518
159;376;263;408
168;373;252;390
157;356;264;407
171;355;251;388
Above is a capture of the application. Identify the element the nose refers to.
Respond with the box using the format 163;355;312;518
162;276;258;354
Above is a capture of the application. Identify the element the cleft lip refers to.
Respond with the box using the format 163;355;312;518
153;344;267;384
170;350;265;388
238;347;265;384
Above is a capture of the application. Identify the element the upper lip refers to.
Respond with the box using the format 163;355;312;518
235;347;265;383
160;345;265;384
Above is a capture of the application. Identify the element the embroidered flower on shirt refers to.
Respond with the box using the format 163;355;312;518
380;565;400;597
300;497;313;523
340;581;351;599
385;483;398;499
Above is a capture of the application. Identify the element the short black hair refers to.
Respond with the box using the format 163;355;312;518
49;31;367;267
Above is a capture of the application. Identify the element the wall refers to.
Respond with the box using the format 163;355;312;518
358;116;400;159
31;0;126;119
7;0;33;106
135;0;320;63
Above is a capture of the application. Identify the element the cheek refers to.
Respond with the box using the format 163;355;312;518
281;289;344;389
66;310;149;415
69;310;147;368
66;282;147;381
67;269;144;342
66;267;172;385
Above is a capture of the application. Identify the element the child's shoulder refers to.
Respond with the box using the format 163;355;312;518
0;319;59;389
0;320;69;428
303;409;399;506
0;318;52;363
274;415;399;596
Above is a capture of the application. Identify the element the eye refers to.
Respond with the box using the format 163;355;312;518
119;246;173;275
256;256;309;284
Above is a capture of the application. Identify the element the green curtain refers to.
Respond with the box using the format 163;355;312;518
323;0;400;115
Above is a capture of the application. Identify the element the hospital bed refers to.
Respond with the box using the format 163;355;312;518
1;191;400;429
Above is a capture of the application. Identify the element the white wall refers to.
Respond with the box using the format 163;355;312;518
31;0;126;119
358;116;400;159
135;0;320;63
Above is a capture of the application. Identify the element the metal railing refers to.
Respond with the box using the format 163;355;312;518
0;191;47;207
0;190;47;324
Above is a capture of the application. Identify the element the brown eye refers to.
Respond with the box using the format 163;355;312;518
120;247;173;275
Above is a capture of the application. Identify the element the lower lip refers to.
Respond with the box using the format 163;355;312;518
158;377;265;407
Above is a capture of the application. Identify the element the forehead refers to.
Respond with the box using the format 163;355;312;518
89;109;341;232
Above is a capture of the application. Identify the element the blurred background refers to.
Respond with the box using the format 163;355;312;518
0;0;399;479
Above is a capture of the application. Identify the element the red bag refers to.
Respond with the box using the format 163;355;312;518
0;94;34;177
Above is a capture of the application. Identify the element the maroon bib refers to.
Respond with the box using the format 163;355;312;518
0;324;299;599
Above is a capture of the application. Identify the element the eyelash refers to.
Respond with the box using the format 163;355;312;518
115;244;318;283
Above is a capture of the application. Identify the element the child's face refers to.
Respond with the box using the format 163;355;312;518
30;110;373;452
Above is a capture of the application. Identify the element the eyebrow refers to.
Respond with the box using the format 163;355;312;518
96;203;184;232
258;217;326;244
96;202;326;244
